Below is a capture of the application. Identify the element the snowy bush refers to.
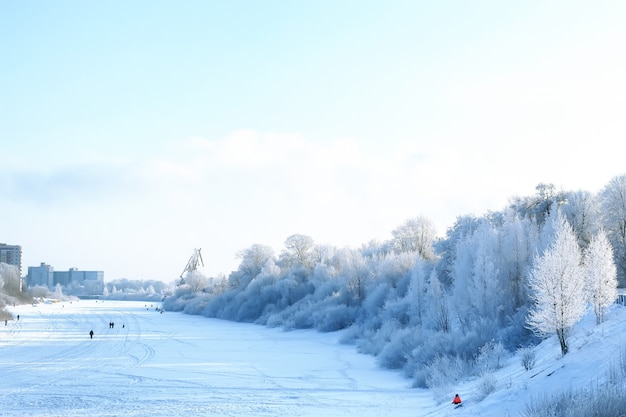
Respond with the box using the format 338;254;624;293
376;327;416;369
0;264;22;297
161;286;196;312
356;319;400;356
264;310;286;328
475;340;507;373
313;304;358;332
518;346;537;371
475;371;497;401
201;290;233;318
605;349;626;387
405;329;457;386
523;389;579;417
183;294;212;315
424;354;469;403
620;346;626;378
29;285;50;298
285;306;316;330
523;385;626;417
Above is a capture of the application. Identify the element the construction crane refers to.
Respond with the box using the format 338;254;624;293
179;248;204;285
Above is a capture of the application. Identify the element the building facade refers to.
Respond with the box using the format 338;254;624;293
27;263;54;287
0;243;22;277
53;268;104;287
26;264;104;294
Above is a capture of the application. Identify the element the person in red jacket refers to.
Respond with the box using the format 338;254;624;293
452;394;462;406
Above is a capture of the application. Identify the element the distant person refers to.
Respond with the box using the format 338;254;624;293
452;394;462;407
89;330;94;339
17;315;19;321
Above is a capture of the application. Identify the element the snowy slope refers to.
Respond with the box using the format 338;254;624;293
429;304;626;417
1;300;624;416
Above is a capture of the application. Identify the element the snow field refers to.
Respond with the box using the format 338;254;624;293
2;300;625;416
0;300;429;417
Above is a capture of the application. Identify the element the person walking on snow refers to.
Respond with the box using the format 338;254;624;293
452;394;462;407
89;330;94;339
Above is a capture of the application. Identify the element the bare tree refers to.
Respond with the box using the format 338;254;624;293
526;210;586;355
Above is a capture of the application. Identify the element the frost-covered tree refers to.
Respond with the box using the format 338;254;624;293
344;250;371;306
30;285;49;298
280;234;315;269
526;210;586;355
424;269;450;333
600;174;626;286
450;219;505;336
510;183;567;227
561;190;600;249
583;230;617;324
406;257;427;323
311;244;336;266
236;244;276;277
185;272;209;293
55;283;63;300
498;212;534;310
450;232;475;334
0;263;22;296
375;251;414;291
390;216;436;260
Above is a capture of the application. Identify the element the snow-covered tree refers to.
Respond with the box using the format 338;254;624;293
280;234;315;269
390;216;437;260
561;190;600;249
600;174;626;286
450;219;505;336
236;244;276;277
424;269;449;333
583;230;617;324
406;257;427;323
55;283;63;300
340;249;371;306
497;212;533;310
526;210;586;355
0;263;21;296
186;272;209;293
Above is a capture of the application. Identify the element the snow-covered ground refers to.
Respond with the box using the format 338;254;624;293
1;300;625;416
0;300;426;416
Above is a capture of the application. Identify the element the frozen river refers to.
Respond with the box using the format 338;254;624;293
0;300;427;416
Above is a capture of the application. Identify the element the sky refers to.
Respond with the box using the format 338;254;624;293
2;1;626;282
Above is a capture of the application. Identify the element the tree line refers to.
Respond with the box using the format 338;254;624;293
162;174;626;388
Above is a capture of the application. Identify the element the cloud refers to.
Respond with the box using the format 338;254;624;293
140;131;463;250
0;162;138;206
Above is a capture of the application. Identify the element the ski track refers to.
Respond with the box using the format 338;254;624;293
0;300;421;417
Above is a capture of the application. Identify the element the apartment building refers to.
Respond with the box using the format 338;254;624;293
26;263;104;291
0;243;22;277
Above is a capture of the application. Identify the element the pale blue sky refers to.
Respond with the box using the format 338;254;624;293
2;1;626;282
